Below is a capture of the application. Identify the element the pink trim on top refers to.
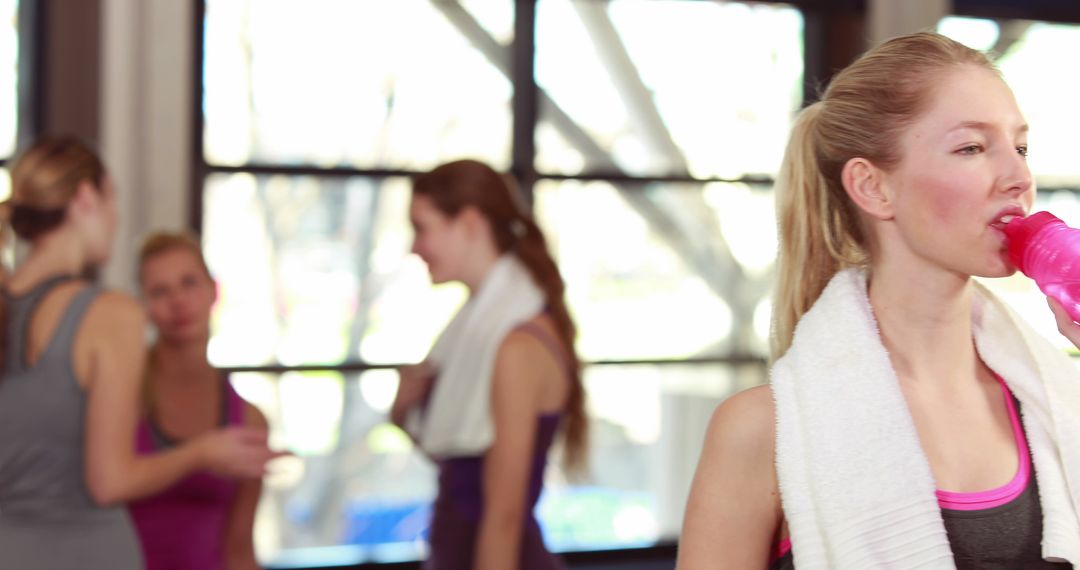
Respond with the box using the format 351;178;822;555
771;537;792;564
772;375;1031;561
935;376;1030;511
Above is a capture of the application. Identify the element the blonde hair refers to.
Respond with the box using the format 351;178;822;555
137;231;212;413
137;231;212;284
7;135;106;240
0;136;106;372
771;32;998;359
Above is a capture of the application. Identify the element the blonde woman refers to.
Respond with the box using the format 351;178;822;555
0;136;279;568
679;33;1079;569
129;232;267;570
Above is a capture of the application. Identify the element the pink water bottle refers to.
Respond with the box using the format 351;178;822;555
1005;211;1080;323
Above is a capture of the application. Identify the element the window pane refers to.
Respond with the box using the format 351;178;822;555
0;0;17;158
535;179;777;360
203;0;513;170
203;174;781;366
233;370;436;565
239;362;755;566
543;363;761;551
535;0;803;178
939;17;1080;185
202;173;466;368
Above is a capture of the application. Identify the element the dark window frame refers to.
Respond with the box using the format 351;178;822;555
189;0;1080;567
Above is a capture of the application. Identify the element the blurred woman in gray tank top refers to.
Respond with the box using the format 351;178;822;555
0;136;283;569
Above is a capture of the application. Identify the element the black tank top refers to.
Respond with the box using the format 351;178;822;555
771;449;1072;569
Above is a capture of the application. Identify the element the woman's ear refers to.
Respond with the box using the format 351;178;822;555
67;179;101;219
458;205;490;239
841;157;894;221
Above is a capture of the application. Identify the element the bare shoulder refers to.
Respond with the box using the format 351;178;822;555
492;329;546;388
243;401;268;430
72;290;147;388
694;384;778;495
84;290;145;327
491;323;562;405
705;384;776;456
678;384;780;567
78;290;146;365
495;317;567;377
498;326;549;361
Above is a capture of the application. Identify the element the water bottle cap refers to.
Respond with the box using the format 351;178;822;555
1004;211;1062;273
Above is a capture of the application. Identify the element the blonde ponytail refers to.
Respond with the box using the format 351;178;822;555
771;102;867;359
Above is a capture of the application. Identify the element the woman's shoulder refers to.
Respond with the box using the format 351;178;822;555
681;383;780;557
78;289;146;345
20;280;144;332
241;401;268;430
84;289;144;322
500;314;565;361
705;385;777;461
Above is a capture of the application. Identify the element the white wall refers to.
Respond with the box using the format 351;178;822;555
100;0;193;293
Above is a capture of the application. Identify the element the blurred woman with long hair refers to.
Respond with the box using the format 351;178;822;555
392;159;588;570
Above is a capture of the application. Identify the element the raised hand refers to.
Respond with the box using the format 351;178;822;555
1047;296;1080;349
194;426;287;479
390;361;436;427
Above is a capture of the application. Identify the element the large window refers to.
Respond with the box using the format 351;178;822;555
0;0;20;269
199;2;1080;567
200;1;801;566
534;1;802;178
203;0;513;171
0;0;18;198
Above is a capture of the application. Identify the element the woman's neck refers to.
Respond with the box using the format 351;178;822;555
8;230;88;291
868;261;977;386
462;246;502;294
150;340;216;387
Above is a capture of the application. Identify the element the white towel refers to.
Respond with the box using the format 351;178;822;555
405;254;545;457
772;268;1080;569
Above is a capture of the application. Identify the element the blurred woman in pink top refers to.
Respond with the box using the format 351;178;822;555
128;232;268;570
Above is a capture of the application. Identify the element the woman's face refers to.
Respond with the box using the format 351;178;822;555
879;64;1034;278
140;247;217;345
409;195;472;285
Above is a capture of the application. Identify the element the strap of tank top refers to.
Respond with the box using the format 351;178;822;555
3;274;82;374
34;284;102;369
514;321;573;379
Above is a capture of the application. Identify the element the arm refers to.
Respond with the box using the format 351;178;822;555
225;403;268;570
390;361;435;429
83;293;275;506
675;385;782;569
475;333;543;570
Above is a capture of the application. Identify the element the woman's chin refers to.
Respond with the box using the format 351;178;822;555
976;260;1022;280
160;329;210;347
